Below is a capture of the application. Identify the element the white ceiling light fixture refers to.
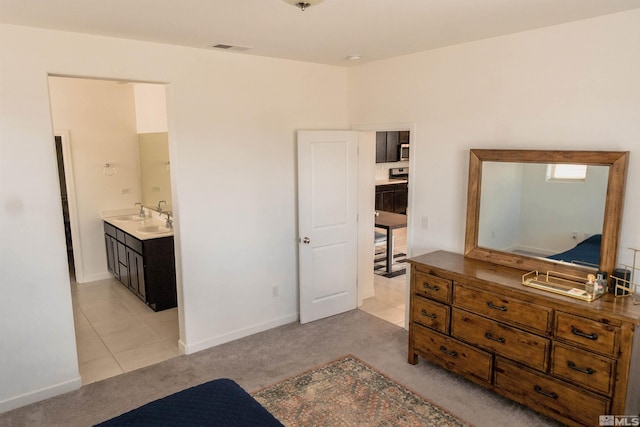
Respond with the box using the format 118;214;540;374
283;0;324;11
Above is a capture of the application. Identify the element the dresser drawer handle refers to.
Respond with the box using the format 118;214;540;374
567;361;594;375
534;385;558;399
421;309;437;319
439;346;458;357
422;283;440;291
484;332;505;344
571;326;598;341
487;301;507;311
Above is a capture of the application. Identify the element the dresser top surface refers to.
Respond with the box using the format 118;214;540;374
408;250;640;324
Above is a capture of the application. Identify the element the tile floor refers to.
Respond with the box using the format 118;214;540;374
71;277;180;385
71;226;406;384
359;226;408;327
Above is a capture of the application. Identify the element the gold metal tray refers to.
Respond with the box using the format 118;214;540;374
522;270;605;302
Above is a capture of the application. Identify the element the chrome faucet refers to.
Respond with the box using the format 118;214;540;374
157;200;167;212
164;212;173;229
134;202;145;218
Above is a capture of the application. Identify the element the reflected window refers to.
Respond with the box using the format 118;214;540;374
546;164;588;182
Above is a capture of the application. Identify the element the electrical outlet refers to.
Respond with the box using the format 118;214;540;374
421;216;429;229
272;286;279;297
571;231;578;240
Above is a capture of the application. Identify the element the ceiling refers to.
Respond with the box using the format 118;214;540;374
1;0;639;67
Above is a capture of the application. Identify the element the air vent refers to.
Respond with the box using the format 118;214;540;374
211;44;252;52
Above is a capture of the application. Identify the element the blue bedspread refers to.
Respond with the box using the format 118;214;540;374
547;234;601;266
94;378;284;427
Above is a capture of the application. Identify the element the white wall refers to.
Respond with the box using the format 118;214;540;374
133;83;168;133
0;24;348;411
348;9;640;267
48;77;142;282
518;164;608;253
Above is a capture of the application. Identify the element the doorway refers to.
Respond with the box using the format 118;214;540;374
49;76;180;384
357;125;413;328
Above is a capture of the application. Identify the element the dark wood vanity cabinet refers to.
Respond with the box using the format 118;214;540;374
375;182;408;214
407;251;640;427
104;222;176;311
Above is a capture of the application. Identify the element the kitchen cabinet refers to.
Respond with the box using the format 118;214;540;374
376;131;409;163
407;251;640;427
375;182;408;214
104;222;176;311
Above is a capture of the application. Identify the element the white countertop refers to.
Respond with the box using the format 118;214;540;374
102;208;174;240
375;179;408;186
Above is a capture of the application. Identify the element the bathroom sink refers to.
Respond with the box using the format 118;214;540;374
111;215;145;222
137;225;172;234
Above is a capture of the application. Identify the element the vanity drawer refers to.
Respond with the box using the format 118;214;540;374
554;312;619;356
453;284;551;334
412;272;452;303
551;342;615;396
494;358;610;427
413;323;492;385
411;296;450;334
104;222;117;238
451;308;550;372
125;234;143;254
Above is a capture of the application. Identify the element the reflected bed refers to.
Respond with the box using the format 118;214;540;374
547;234;601;267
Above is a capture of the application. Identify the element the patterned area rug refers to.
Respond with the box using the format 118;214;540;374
252;355;470;427
374;251;407;278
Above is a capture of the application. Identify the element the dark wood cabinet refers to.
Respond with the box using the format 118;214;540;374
376;131;408;163
407;251;640;427
375;182;408;214
103;222;176;311
104;224;118;279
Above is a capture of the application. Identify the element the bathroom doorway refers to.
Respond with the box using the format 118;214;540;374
49;76;180;384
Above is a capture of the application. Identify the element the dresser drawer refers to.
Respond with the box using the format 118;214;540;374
554;312;619;356
413;323;492;385
451;308;550;371
453;284;551;333
494;358;610;427
411;296;450;334
412;272;452;303
551;342;615;396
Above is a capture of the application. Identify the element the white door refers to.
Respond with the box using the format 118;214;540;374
298;130;359;324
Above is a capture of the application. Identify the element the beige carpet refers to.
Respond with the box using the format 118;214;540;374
0;310;560;427
253;355;471;426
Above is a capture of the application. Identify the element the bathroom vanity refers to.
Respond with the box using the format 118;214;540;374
104;218;177;311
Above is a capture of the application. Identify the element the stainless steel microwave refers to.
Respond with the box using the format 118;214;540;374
400;144;410;161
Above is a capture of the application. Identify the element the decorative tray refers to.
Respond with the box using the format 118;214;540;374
522;270;605;302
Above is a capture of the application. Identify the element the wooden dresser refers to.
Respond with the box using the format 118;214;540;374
407;251;640;427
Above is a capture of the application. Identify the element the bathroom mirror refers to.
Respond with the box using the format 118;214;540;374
464;149;628;277
138;132;172;213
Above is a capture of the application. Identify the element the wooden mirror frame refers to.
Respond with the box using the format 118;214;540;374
464;149;629;278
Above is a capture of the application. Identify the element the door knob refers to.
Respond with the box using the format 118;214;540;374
302;237;311;244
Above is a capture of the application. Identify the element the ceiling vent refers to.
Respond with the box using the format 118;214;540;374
211;44;252;52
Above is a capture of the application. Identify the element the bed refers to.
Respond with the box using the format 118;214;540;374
547;234;601;267
94;378;283;427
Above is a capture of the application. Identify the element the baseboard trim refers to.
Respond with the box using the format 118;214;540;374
182;313;299;355
0;376;81;413
77;271;113;284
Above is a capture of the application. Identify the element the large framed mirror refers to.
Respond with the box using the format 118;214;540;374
464;149;628;278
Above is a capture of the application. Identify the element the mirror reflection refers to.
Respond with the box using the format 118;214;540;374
478;162;609;268
138;132;172;213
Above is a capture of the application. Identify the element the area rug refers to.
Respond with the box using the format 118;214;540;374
374;251;406;278
251;355;471;427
